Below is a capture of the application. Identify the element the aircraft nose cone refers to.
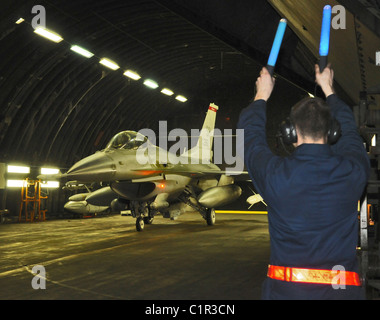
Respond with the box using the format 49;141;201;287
66;152;116;182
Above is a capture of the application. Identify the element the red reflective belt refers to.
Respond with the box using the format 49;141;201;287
267;265;362;286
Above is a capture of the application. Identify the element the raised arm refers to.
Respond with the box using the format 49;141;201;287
315;64;370;177
237;67;278;195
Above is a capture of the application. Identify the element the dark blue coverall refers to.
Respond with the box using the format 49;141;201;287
237;94;370;299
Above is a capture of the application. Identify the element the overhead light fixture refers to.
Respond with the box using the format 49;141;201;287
70;45;94;58
308;92;315;98
40;167;60;175
15;18;24;24
41;181;60;188
123;70;141;80
143;79;159;89
7;165;30;174
161;88;174;96
34;27;63;43
99;58;120;70
7;180;25;188
175;95;188;102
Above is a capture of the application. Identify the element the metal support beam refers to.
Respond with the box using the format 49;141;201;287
338;0;380;38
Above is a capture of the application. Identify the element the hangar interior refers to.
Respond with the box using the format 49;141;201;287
1;0;380;299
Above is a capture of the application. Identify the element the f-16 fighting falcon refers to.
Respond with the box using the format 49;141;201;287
60;104;244;231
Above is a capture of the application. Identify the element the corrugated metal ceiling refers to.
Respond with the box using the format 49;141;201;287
0;0;379;169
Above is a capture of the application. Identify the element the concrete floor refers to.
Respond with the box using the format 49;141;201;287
0;212;270;300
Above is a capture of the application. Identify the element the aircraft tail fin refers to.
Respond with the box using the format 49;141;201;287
182;103;218;163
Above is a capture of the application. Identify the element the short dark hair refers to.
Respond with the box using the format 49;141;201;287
290;97;332;141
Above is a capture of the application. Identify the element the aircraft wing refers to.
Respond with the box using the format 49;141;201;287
131;167;249;179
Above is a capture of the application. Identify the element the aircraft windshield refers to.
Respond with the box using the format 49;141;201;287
106;131;147;150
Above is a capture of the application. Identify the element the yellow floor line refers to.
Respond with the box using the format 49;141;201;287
215;210;268;215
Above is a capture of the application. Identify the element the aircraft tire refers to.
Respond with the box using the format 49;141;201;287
136;217;144;231
206;208;216;226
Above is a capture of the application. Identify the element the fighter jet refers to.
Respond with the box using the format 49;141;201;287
63;103;243;231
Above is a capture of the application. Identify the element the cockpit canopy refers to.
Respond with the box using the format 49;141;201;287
105;131;147;150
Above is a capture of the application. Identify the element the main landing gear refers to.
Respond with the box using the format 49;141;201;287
130;198;216;231
206;208;216;226
179;191;216;227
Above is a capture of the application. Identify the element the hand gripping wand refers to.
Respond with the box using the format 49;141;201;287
319;5;332;72
266;18;287;76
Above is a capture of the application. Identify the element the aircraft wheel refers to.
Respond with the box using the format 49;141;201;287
136;217;144;231
206;208;216;226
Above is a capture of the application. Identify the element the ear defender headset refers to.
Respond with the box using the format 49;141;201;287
278;117;342;145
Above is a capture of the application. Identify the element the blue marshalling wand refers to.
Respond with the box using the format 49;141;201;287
266;18;287;76
319;5;332;72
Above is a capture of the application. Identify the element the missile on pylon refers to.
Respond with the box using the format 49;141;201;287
197;185;242;208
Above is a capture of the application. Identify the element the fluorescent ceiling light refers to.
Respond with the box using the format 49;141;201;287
123;70;141;80
99;58;120;70
70;45;94;58
7;165;30;173
7;180;25;188
41;167;60;175
143;79;159;89
34;27;63;43
41;181;60;188
161;88;174;96
15;18;24;24
175;95;188;102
